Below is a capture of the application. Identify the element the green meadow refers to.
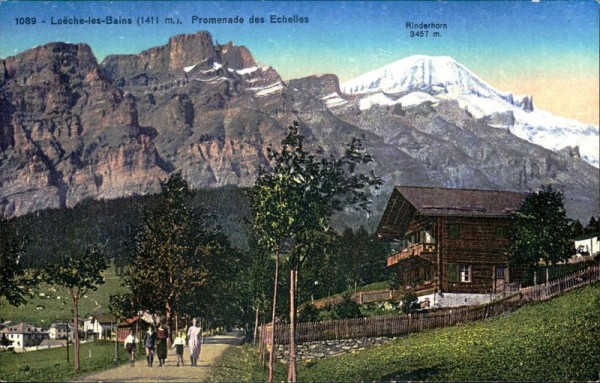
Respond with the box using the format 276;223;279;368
0;341;136;382
208;282;600;382
0;266;127;325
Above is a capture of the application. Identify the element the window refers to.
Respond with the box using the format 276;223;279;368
495;227;508;239
448;263;459;283
460;264;471;283
496;265;505;279
448;224;460;239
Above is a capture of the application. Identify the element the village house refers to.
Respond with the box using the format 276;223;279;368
376;186;526;308
116;316;143;342
573;233;599;256
84;313;117;340
0;322;49;349
48;322;73;341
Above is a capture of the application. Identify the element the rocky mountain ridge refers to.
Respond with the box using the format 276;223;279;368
0;31;598;221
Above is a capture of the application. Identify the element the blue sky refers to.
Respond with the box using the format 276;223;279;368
0;1;598;123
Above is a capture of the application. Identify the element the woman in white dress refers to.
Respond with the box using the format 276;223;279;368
186;318;202;366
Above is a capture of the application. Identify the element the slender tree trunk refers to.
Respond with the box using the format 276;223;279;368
260;318;265;367
253;305;259;344
114;317;119;361
287;267;298;382
73;297;80;371
268;248;279;383
165;300;172;346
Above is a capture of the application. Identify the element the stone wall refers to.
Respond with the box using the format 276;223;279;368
273;337;393;363
417;292;506;308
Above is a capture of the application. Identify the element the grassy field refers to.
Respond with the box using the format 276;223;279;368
207;282;600;382
0;341;138;381
0;266;128;325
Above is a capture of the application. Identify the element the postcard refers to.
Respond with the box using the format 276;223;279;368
0;1;599;382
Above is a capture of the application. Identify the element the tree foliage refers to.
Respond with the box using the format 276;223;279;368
585;216;600;234
0;218;38;306
122;172;235;326
108;292;137;320
297;227;392;304
247;121;382;382
248;121;382;264
401;291;419;314
44;244;107;370
44;245;107;295
509;185;573;267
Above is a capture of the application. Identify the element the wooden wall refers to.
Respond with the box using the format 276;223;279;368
437;216;511;293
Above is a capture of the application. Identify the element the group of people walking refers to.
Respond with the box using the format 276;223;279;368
123;318;203;368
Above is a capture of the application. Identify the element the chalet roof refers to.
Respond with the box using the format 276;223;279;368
117;316;140;328
5;322;42;334
376;186;527;240
573;233;599;241
91;313;117;324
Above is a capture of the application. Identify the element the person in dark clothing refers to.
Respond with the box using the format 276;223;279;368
143;326;156;367
156;323;169;366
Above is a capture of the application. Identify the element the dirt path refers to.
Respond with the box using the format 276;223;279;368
77;331;244;382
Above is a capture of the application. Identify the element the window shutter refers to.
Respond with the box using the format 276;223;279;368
448;263;459;283
448;224;460;239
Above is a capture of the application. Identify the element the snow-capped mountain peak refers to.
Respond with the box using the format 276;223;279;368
338;55;598;168
341;55;527;108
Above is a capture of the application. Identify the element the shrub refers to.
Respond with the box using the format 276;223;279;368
401;291;419;314
298;303;320;322
332;295;362;319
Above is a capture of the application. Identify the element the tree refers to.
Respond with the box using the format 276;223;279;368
244;238;276;344
0;218;38;306
122;172;233;331
509;185;573;269
340;226;392;291
401;291;419;314
572;220;585;238
247;121;381;382
44;245;107;371
585;216;600;234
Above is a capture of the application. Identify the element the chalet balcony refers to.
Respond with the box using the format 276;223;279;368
387;243;437;266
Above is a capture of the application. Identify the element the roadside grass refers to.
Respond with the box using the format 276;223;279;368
209;282;600;382
205;344;287;382
0;341;138;382
0;265;128;325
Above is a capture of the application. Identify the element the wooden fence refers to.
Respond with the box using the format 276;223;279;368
260;264;600;346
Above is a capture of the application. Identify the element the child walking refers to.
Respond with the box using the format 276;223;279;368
123;329;138;367
171;331;185;367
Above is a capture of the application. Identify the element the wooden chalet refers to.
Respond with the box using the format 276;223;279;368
117;316;143;342
376;186;526;307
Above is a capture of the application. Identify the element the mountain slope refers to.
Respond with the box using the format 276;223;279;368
0;32;598;221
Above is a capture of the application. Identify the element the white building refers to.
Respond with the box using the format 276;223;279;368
84;314;117;340
48;323;73;340
1;322;48;349
574;234;599;256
